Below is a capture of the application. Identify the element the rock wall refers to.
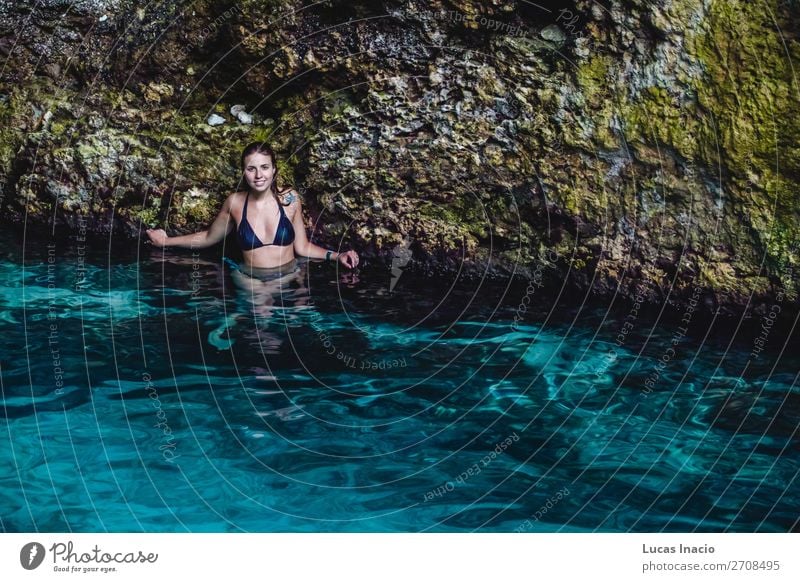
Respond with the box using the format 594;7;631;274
1;0;798;311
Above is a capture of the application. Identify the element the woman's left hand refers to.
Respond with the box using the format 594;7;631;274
337;250;359;269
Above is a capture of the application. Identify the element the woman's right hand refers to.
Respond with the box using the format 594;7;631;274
146;228;169;248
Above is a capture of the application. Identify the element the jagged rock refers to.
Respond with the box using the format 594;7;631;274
540;25;566;44
0;0;797;313
206;114;226;126
231;105;253;125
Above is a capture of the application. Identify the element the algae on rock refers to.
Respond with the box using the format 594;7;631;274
1;0;797;309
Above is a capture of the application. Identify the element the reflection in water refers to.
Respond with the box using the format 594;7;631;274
208;258;311;352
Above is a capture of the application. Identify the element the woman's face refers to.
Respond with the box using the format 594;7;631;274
243;152;276;193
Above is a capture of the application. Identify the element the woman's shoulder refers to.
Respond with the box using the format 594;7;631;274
224;190;247;209
278;187;300;206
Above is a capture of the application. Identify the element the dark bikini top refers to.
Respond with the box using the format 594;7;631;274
237;191;295;251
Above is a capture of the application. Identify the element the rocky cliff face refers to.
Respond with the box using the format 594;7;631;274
1;0;798;312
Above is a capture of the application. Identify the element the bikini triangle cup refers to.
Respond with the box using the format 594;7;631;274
237;192;295;250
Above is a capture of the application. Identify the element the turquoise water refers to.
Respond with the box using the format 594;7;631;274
1;229;798;532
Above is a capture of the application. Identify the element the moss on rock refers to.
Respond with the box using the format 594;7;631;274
0;0;797;311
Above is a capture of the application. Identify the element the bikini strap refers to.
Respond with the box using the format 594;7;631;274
242;191;250;218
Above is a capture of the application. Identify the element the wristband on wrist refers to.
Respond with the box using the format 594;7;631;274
326;250;333;262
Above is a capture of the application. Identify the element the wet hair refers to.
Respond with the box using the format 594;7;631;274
239;142;291;203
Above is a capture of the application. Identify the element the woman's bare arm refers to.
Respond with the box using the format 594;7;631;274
147;194;235;249
290;193;359;268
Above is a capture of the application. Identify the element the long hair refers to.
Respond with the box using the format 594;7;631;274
239;142;291;205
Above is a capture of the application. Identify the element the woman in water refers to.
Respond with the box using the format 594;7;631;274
145;142;359;275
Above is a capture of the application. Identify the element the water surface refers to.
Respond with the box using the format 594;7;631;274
1;229;797;532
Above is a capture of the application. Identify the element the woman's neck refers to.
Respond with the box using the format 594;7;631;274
249;187;277;199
